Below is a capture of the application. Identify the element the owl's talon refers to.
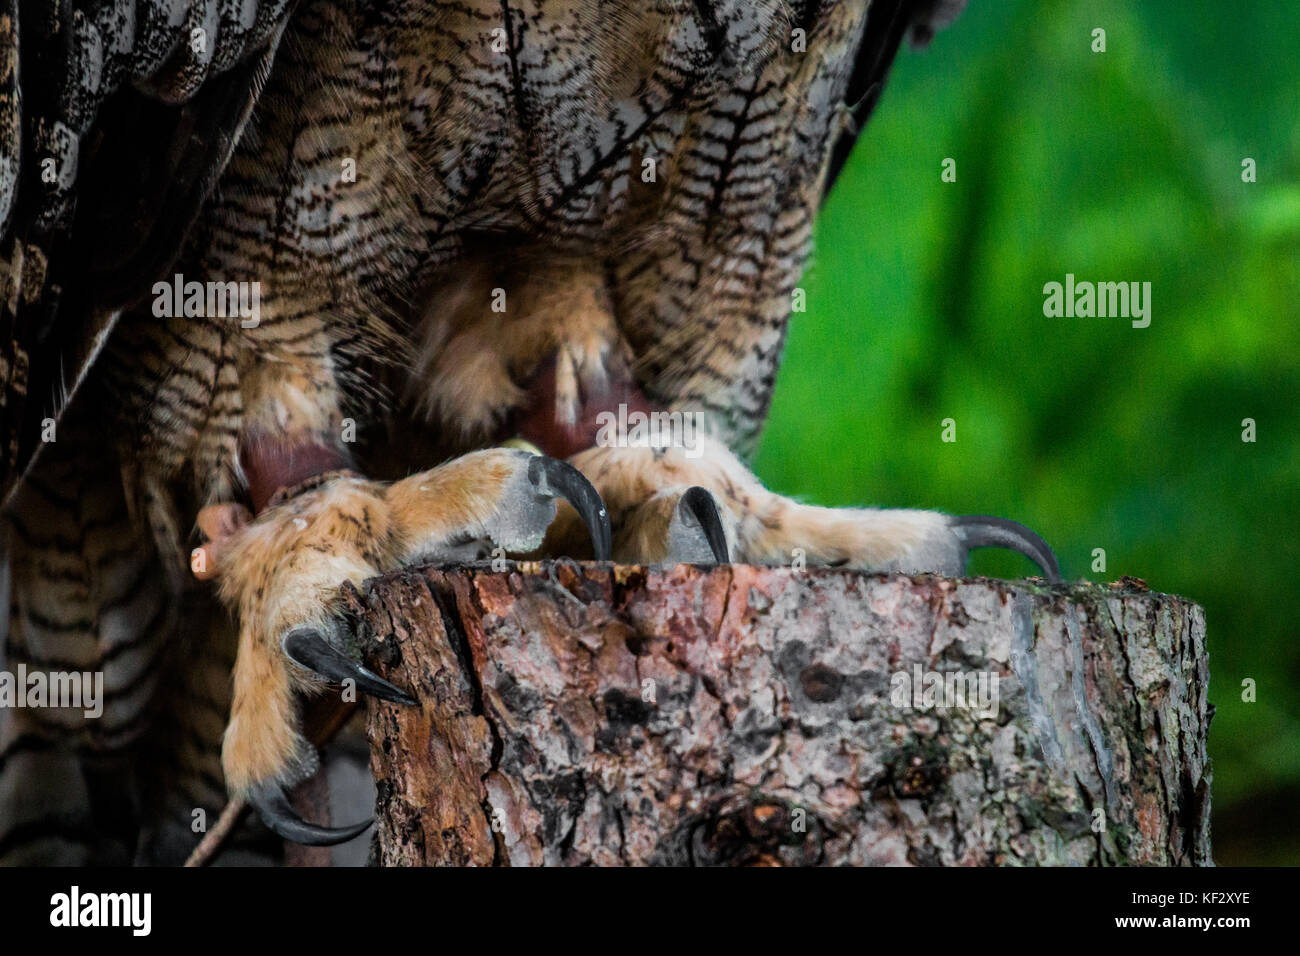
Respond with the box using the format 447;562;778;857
595;483;739;566
679;486;730;564
281;627;418;706
247;780;374;847
526;455;612;560
951;514;1062;582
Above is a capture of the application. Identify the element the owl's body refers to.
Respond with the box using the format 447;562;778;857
1;0;1039;865
114;0;865;485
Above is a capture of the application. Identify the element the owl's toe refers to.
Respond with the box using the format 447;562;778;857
551;438;1061;579
195;475;411;844
611;485;734;565
385;447;611;565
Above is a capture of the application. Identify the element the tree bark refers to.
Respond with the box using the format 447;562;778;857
352;563;1211;866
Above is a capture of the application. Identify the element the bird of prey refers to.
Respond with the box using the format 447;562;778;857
0;0;1056;864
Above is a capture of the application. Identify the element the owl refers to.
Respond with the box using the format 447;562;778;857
0;0;1054;865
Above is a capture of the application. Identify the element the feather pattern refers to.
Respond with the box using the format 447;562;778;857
0;0;960;863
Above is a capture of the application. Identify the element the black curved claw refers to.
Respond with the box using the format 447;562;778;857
952;515;1062;583
282;628;418;706
680;486;730;564
527;455;613;561
247;780;373;847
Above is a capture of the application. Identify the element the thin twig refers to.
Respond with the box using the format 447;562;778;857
184;797;249;867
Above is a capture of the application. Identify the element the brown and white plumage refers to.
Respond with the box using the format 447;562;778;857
0;1;1011;864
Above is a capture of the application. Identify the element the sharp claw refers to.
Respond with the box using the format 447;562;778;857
680;486;730;564
282;628;418;706
247;781;373;847
527;455;613;561
952;515;1062;583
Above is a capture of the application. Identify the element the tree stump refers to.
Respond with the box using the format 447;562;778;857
354;563;1211;866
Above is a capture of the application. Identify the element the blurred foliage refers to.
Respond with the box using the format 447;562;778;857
754;0;1299;864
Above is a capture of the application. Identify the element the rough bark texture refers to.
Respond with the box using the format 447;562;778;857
354;563;1211;866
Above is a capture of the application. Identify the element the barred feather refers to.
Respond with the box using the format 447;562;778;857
0;0;960;864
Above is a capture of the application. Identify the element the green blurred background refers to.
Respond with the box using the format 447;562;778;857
754;0;1299;865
